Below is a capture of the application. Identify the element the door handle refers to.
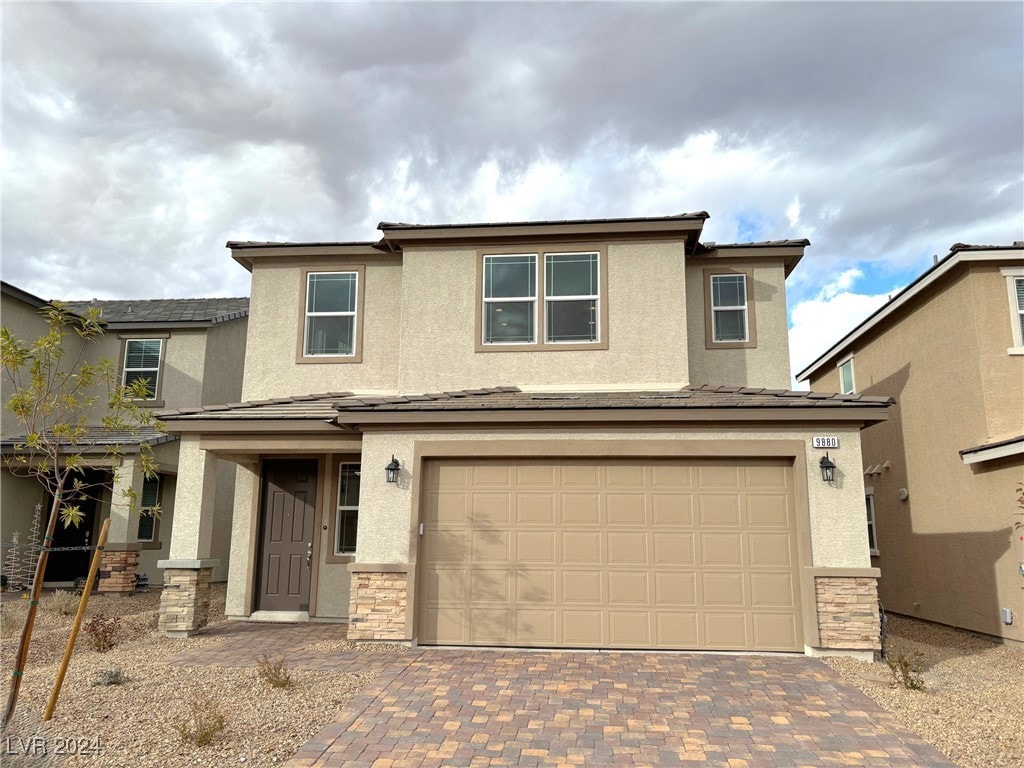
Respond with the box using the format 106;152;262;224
306;542;312;569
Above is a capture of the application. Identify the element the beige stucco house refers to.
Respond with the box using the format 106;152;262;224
0;282;248;590
156;213;891;658
798;242;1024;645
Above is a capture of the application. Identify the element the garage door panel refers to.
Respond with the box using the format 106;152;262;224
561;494;602;525
607;532;649;564
652;494;694;526
517;570;556;603
517;494;556;525
608;570;650;605
417;459;801;652
607;494;647;525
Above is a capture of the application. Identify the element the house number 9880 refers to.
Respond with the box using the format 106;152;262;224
812;436;839;449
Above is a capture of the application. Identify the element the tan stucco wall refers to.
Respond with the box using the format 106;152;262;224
0;470;47;566
201;318;249;406
355;426;868;570
809;266;1024;642
1;294;64;437
685;259;792;389
396;242;689;392
240;258;402;400
226;462;259;618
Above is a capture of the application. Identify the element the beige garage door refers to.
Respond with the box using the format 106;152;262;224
417;458;803;651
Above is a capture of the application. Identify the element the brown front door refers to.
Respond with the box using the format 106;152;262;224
257;459;317;612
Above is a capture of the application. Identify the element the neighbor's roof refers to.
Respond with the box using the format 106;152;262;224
1;281;51;309
158;385;892;429
797;241;1024;382
61;297;249;328
0;426;176;453
698;239;811;249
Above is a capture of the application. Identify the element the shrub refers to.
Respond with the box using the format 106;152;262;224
48;589;80;617
256;654;292;689
175;696;227;746
887;651;926;690
93;668;128;687
83;612;121;652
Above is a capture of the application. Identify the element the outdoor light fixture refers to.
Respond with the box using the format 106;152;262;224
819;453;836;483
385;455;401;484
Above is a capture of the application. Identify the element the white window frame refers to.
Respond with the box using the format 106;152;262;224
1001;267;1024;355
838;354;856;394
710;273;749;343
543;251;601;345
482;253;538;345
304;271;359;357
865;487;878;556
137;475;160;543
334;463;360;556
122;338;163;401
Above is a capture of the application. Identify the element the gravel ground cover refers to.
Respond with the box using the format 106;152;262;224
824;614;1024;768
0;585;378;768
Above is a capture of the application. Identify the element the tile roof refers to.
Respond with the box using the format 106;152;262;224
61;297;249;325
0;426;176;451
699;239;811;249
157;393;355;421
158;386;892;423
377;213;710;230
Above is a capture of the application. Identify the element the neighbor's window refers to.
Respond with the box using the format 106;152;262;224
137;475;160;542
1001;267;1024;354
304;272;358;356
865;489;878;555
123;339;162;400
710;274;749;342
483;254;537;344
334;463;360;556
839;357;855;394
545;252;599;343
1014;276;1024;346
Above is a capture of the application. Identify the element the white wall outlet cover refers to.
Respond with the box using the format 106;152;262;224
897;488;909;500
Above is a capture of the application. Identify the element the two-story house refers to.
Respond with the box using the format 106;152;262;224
0;282;248;590
798;242;1024;645
156;213;891;658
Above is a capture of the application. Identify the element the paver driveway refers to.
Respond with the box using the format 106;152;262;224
285;649;953;768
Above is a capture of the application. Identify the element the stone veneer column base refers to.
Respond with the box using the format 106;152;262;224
97;547;140;593
347;566;409;641
815;576;882;654
158;566;214;637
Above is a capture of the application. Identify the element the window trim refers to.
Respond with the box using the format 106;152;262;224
117;333;169;408
1001;267;1024;355
837;354;856;394
325;459;361;564
865;486;879;556
703;268;757;349
136;474;162;550
475;244;609;352
296;265;365;365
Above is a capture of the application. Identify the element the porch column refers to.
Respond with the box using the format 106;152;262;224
158;435;220;637
97;456;142;593
225;461;259;619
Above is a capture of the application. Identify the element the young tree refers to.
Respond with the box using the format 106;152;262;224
1;303;160;728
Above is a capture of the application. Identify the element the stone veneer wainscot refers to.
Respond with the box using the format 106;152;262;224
347;566;408;641
815;576;882;652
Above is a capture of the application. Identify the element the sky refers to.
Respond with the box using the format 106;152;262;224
2;2;1022;385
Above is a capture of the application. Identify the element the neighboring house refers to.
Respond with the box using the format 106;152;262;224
0;282;248;590
156;213;892;658
798;242;1024;645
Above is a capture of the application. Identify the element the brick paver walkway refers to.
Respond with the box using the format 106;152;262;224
285;650;954;768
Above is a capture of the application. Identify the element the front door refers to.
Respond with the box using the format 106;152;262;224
44;469;105;583
256;459;317;612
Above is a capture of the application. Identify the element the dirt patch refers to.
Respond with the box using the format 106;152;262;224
825;614;1024;768
0;585;376;767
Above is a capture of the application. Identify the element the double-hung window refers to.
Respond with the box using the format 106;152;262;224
123;339;162;400
304;271;358;357
1003;267;1024;354
865;489;878;556
1015;277;1024;341
711;274;748;342
480;249;604;349
838;356;856;394
137;475;160;543
334;463;360;556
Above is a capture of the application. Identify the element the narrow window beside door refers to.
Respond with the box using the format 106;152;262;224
335;463;360;555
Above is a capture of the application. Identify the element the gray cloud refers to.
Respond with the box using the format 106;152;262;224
2;2;1020;302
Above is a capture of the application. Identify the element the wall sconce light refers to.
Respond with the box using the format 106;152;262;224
819;453;836;483
385;455;401;484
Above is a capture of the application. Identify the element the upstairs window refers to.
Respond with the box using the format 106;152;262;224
303;271;359;357
123;339;162;400
1016;277;1024;340
704;269;757;349
334;463;360;556
838;356;855;394
137;475;160;543
479;248;607;351
1002;267;1024;355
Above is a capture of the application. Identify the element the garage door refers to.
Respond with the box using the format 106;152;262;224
416;458;803;651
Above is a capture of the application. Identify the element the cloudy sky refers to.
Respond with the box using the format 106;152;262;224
2;2;1021;383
